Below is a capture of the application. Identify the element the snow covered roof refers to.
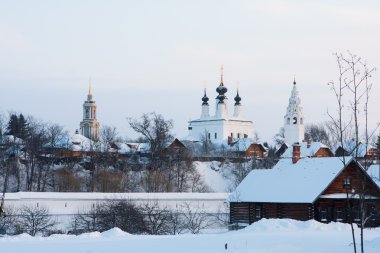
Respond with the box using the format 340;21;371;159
70;133;94;151
281;141;330;158
229;156;353;203
0;134;24;145
334;141;376;157
367;164;380;188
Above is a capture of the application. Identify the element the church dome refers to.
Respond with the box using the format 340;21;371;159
216;84;227;95
234;91;241;105
202;91;209;105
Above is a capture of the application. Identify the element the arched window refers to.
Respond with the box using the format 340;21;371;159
231;133;233;137
237;133;240;138
208;133;211;140
293;117;297;124
215;133;217;139
300;118;303;124
287;118;290;124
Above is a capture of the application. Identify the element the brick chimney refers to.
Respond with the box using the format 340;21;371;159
307;138;312;148
292;143;301;164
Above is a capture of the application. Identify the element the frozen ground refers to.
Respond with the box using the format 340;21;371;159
1;219;379;253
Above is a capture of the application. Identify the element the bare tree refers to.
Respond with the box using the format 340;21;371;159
305;123;331;147
16;205;56;236
70;203;105;234
128;112;173;155
328;51;378;253
140;201;172;235
0;206;17;235
181;202;211;234
100;125;119;152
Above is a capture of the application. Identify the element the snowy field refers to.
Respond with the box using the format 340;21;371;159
1;219;379;253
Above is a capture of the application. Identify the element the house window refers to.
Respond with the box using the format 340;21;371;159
335;207;343;222
320;207;328;222
352;206;360;222
215;133;217;139
343;177;351;186
255;206;262;219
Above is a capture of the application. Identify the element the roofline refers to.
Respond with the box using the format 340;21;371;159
312;157;380;203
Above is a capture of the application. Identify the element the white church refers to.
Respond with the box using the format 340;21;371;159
187;66;254;143
187;67;305;146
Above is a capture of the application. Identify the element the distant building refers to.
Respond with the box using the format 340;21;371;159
284;79;305;145
187;66;254;143
277;139;333;158
80;81;100;141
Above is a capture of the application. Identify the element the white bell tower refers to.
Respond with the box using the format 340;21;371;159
284;79;304;144
80;80;100;141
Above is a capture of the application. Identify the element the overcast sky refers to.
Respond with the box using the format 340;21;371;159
0;0;379;143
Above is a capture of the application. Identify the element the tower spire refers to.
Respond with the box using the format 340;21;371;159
220;65;224;85
87;78;93;101
89;78;92;95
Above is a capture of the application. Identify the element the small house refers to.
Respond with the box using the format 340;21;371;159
229;145;380;228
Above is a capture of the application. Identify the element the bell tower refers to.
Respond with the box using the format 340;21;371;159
284;79;304;144
80;80;100;141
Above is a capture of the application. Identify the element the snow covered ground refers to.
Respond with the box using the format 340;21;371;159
1;219;379;253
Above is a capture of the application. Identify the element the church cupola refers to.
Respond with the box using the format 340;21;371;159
233;89;242;117
234;90;241;105
200;89;210;118
215;65;228;118
202;89;209;105
284;78;305;144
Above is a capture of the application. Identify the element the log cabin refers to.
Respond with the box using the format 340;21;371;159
228;144;380;228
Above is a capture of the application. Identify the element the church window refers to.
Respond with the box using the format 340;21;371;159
300;118;303;124
208;133;211;140
231;133;233;137
287;118;290;124
94;109;96;118
86;109;89;118
237;133;240;138
293;117;297;124
215;133;217;139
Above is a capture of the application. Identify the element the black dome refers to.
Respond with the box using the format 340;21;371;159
234;91;241;105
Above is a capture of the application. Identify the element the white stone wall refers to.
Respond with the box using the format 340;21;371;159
188;118;253;142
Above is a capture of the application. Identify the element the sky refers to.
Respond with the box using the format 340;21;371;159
0;0;379;144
